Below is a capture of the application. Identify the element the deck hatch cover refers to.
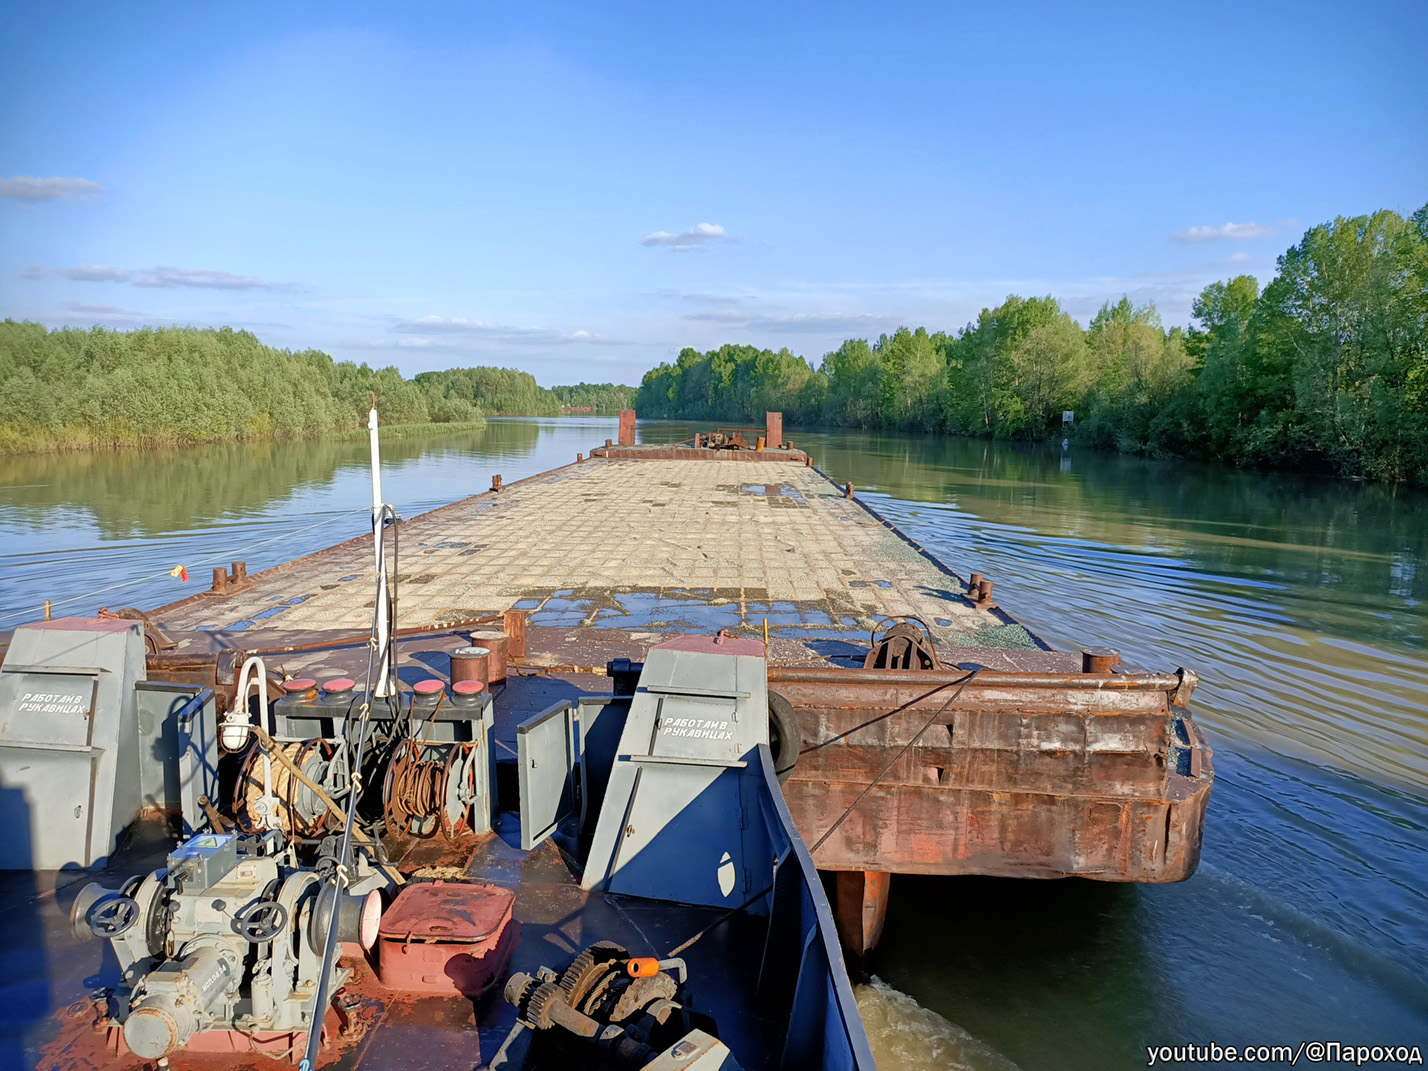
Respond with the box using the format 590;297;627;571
377;881;514;943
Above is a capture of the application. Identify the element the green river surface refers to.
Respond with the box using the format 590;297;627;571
2;416;1425;1070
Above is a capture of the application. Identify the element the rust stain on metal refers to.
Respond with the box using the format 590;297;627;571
592;445;809;462
772;661;1211;881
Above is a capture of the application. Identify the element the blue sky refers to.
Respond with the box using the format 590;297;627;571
2;1;1425;386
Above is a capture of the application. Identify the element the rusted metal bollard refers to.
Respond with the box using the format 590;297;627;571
966;573;994;607
844;481;854;499
468;629;509;684
576;452;583;463
211;567;229;593
452;646;491;688
491;474;502;493
231;561;248;583
1082;646;1121;673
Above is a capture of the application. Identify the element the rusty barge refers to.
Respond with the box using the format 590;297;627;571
142;409;1211;950
0;407;1211;1070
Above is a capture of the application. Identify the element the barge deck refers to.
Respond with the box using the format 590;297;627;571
153;454;1036;651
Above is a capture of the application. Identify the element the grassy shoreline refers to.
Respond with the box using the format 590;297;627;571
329;419;488;442
0;417;492;457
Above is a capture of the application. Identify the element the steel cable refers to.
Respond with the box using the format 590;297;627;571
666;669;981;960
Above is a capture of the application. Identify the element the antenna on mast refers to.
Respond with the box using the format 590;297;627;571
368;393;393;697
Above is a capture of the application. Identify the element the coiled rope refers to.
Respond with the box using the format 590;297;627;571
382;739;447;838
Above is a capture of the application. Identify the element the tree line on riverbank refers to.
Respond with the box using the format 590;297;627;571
637;206;1428;484
0;321;634;454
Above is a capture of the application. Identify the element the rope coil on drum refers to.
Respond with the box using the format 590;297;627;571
233;738;346;837
382;739;445;838
381;737;481;840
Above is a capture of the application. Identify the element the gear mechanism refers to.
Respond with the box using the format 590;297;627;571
502;941;708;1068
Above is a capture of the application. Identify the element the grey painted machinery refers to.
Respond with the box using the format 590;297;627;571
0;616;219;869
70;830;381;1060
0;618;146;869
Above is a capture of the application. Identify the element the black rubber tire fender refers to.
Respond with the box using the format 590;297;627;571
768;692;802;784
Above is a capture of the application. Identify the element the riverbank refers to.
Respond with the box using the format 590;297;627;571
634;208;1428;487
330;418;486;441
0;321;636;457
0;416;492;456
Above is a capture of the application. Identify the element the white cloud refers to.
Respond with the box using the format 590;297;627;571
390;315;620;346
666;251;1278;345
44;264;289;289
133;266;282;290
62;301;143;319
683;308;902;334
62;265;134;282
640;222;736;250
1170;220;1290;243
0;176;103;202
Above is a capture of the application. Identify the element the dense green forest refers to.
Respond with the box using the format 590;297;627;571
549;383;638;412
0;323;621;453
5;205;1423;481
637;206;1428;484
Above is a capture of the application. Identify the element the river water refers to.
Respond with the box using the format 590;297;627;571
2;417;1425;1070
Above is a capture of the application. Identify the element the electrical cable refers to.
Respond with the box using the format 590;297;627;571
300;503;398;1071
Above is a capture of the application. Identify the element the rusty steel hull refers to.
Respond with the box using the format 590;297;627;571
591;444;810;462
771;664;1213;881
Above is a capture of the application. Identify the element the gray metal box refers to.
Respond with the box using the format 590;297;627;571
0;617;146;869
166;832;239;891
582;635;771;907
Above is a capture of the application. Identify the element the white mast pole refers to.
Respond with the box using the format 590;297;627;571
369;394;393;697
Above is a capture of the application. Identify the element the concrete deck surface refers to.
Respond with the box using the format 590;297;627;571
158;458;1037;651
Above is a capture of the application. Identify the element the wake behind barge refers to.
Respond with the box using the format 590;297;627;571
0;408;1211;1069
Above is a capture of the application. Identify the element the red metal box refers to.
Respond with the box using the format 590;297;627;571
376;881;517;998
